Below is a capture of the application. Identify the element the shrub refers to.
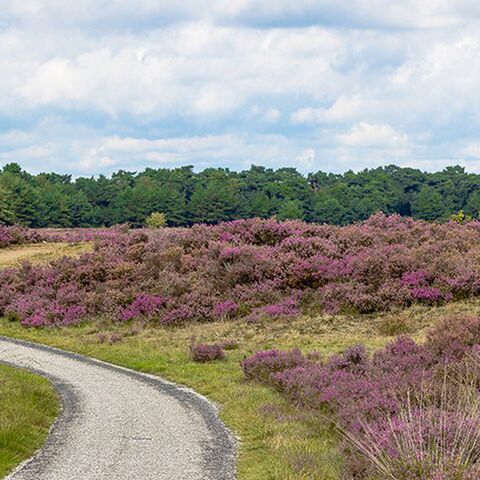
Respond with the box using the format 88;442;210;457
145;212;167;228
190;343;225;362
120;294;166;321
426;315;480;360
213;300;238;318
243;316;480;479
345;381;480;480
5;214;480;328
241;349;306;383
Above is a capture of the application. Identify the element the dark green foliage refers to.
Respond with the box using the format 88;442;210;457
0;186;15;225
2;162;480;226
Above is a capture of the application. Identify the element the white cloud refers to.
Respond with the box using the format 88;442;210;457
337;122;408;148
291;95;379;124
12;24;342;119
460;142;480;159
75;133;303;173
295;148;316;169
250;106;281;123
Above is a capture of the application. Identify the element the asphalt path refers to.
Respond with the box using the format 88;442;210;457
0;337;236;480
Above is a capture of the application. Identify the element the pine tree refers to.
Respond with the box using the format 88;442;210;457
0;186;15;225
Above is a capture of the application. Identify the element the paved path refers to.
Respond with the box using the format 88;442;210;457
0;337;236;480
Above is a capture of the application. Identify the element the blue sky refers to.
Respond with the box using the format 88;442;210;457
1;1;480;175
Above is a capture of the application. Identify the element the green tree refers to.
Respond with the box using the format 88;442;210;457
0;173;41;226
277;199;304;220
312;195;346;224
411;186;447;221
188;180;245;224
0;186;15;225
450;210;473;224
464;190;480;218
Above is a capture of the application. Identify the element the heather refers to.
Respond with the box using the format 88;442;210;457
0;226;48;248
0;225;116;249
4;214;480;327
242;316;480;479
190;343;225;362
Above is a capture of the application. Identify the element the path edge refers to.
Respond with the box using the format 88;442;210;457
0;336;237;480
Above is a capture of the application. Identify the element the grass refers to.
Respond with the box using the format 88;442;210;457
0;242;92;269
1;243;478;479
0;363;59;478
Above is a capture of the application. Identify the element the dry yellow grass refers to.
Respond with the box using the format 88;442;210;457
0;242;92;269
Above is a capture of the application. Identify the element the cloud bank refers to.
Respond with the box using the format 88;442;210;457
0;1;479;174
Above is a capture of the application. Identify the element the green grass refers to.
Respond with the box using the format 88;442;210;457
0;363;59;478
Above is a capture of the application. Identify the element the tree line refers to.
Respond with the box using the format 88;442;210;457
0;163;479;227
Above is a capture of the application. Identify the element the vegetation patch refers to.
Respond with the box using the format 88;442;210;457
0;364;59;477
2;215;480;328
1;163;480;228
1;300;480;478
2;219;480;478
0;242;92;270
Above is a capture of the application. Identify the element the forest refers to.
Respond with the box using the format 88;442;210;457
0;162;478;227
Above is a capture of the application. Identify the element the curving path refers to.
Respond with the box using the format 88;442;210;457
0;337;236;480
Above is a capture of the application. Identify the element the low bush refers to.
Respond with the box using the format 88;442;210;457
242;316;480;479
0;225;117;249
190;343;225;362
4;214;480;327
241;349;306;383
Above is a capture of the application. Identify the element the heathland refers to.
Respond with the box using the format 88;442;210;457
1;215;480;479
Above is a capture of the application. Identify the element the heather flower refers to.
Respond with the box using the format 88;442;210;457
261;297;299;318
5;215;480;328
190;343;225;362
410;287;448;304
213;300;238;318
121;294;166;321
161;306;194;326
243;316;480;479
241;349;306;383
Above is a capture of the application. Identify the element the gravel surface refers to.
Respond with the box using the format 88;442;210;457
0;337;236;480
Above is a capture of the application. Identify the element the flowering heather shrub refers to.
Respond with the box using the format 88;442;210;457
120;294;166;321
426;315;480;360
0;226;45;248
5;214;480;327
242;317;480;479
347;380;480;480
213;300;238;318
241;349;306;383
261;297;300;319
190;343;225;362
0;225;119;249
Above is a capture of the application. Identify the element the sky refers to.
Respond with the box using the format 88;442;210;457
1;1;480;176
